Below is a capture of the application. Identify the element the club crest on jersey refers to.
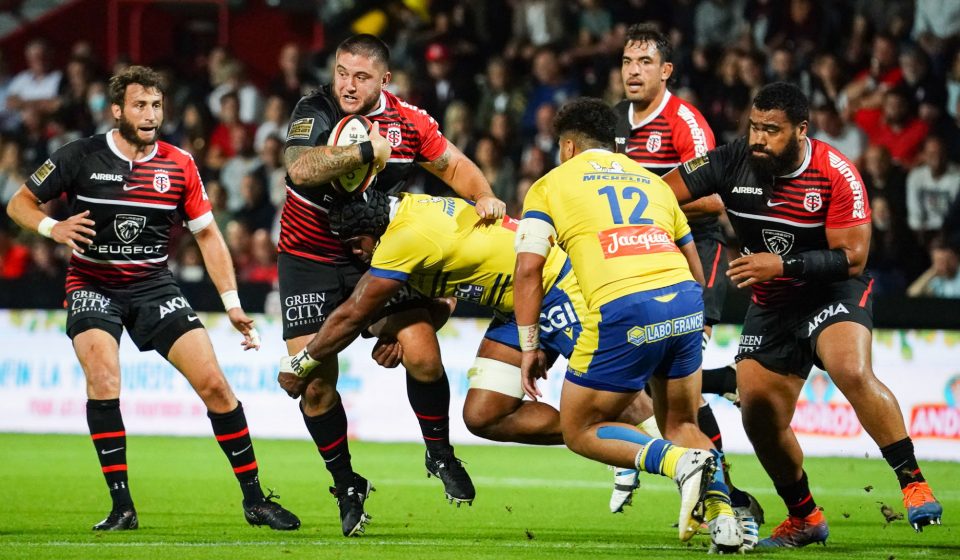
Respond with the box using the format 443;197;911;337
804;191;823;212
762;229;794;255
646;131;662;153
386;124;402;148
153;172;170;193
115;214;146;244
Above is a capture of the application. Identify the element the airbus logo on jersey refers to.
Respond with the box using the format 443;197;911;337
806;303;849;336
828;151;866;219
115;214;146;244
762;229;794;255
732;186;763;195
153;172;171;193
158;296;189;319
90;172;124;182
646;131;662;153
539;301;579;333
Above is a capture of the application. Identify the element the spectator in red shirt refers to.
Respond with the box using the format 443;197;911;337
854;87;929;167
0;219;29;278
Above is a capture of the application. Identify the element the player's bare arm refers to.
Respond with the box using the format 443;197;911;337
678;239;705;285
193;223;259;350
825;222;870;276
679;194;724;220
513;251;548;400
6;185;95;252
661;167;696;205
278;273;403;397
420;143;505;219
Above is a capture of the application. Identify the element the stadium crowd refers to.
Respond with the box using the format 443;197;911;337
1;0;960;299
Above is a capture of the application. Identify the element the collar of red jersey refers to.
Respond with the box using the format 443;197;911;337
365;92;388;117
777;137;813;179
106;128;158;163
629;90;672;130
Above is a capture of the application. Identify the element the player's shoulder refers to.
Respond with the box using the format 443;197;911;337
383;89;434;121
291;85;340;118
612;99;631;120
53;134;108;160
155;141;196;166
810;137;855;171
667;93;705;117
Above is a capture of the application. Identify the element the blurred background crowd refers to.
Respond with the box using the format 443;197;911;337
1;0;959;305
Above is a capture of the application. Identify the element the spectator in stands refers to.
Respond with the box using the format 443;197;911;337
906;136;960;244
808;51;847;110
55;57;95;134
220;125;260;213
256;134;287;209
254;95;288;153
475;57;526;131
224;219;253;275
0;137;25;205
207;91;246;168
0;218;29;279
443;101;477;160
488;111;520;166
86;81;112;134
233;172;275;233
5;39;62;122
244;228;278;285
907;236;960;298
507;0;567;59
0;50;14;132
868;195;924;296
208;59;262;125
24;237;65;282
269;43;320;111
523;102;558;167
205;178;231;232
764;0;834;66
474;134;516;203
768;45;810;95
854;87;929;167
419;42;477;130
172;239;206;283
912;0;960;60
844;33;902;111
812;102;866;164
862;144;908;221
694;0;746;49
520;48;578;137
899;47;946;124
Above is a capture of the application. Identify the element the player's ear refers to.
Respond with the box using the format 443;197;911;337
381;70;391;88
796;119;809;140
661;62;674;82
111;102;122;120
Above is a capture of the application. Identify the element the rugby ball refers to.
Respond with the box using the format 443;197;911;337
327;114;378;194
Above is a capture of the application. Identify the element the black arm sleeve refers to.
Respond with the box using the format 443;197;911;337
283;88;339;150
677;138;745;200
781;249;850;281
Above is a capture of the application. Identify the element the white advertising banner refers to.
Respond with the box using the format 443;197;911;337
0;311;958;460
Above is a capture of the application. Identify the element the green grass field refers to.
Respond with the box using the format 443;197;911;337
1;434;958;559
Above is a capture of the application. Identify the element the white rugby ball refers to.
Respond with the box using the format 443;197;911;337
327;114;378;194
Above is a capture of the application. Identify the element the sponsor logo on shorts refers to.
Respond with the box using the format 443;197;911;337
566;365;585;377
762;229;794;255
30;159;56;185
646;131;662;153
153;172;170;193
286;118;314;140
792;371;862;437
806;302;849;336
599;225;678;258
114;214;146;244
386;124;402;147
682;154;709;174
284;292;326;326
159;296;189;319
70;290;111;313
908;375;960;440
738;334;762;354
540;301;579;333
626;312;703;346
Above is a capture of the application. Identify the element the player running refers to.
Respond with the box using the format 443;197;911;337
514;97;743;552
662;82;943;546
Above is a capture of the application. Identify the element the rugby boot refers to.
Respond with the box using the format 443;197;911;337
734;505;760;551
672;448;716;541
331;474;374;537
758;508;829;548
730;487;765;526
708;512;744;554
903;481;943;532
92;508;138;531
426;449;475;506
610;467;640;513
243;490;300;530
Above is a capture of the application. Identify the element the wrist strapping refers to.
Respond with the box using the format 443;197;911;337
781;249;849;281
220;290;242;311
518;324;540;351
37;217;58;238
358;141;374;165
289;347;320;378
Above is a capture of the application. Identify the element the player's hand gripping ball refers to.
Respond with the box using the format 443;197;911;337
327;114;378;194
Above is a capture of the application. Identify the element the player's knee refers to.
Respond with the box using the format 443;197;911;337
194;373;233;406
462;400;504;437
303;377;338;410
403;353;444;382
86;369;120;399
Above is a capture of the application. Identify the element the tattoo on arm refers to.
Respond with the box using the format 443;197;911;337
423;150;451;173
284;144;363;187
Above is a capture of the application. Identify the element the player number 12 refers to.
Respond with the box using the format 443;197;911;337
598;185;654;225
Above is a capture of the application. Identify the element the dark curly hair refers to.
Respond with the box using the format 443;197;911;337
108;65;165;107
753;82;809;126
328;189;392;240
553;97;617;150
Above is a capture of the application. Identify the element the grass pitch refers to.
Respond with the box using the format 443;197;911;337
1;433;958;559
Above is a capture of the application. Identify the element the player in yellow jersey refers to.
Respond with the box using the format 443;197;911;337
275;188;588;453
514;97;743;552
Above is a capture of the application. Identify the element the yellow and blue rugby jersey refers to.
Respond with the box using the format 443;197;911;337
521;149;694;309
369;194;568;314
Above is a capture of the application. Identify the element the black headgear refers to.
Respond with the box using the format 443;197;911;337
328;189;392;240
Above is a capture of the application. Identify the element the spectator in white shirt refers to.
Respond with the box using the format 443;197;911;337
812;102;867;164
5;39;62;120
906;136;960;243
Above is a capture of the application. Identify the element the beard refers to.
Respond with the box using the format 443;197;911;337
117;115;157;148
748;136;802;178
